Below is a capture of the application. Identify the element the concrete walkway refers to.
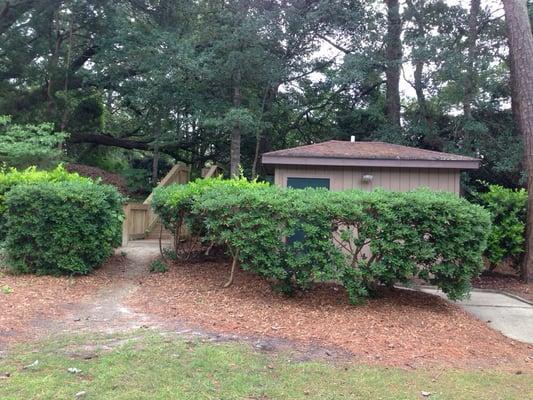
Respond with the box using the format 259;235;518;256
420;287;533;344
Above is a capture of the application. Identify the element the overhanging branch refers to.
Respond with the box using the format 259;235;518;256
69;132;150;150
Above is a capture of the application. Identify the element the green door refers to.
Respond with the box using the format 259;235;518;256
287;177;330;243
287;177;330;190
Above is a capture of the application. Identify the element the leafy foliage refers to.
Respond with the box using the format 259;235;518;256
0;116;68;169
123;167;152;195
474;184;527;270
0;165;91;239
0;0;526;189
154;180;491;303
4;181;123;275
152;177;269;260
329;189;491;301
149;259;168;274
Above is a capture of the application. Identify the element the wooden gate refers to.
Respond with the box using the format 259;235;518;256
122;163;191;246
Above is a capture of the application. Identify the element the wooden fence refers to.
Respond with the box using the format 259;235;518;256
122;163;191;246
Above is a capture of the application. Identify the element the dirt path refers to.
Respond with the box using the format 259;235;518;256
40;241;165;336
7;241;349;363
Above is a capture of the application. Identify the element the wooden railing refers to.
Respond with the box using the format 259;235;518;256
122;163;191;246
201;164;221;179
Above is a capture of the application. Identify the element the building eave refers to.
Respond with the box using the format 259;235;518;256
261;155;480;170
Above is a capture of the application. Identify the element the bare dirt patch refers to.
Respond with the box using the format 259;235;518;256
0;242;162;350
0;262;111;346
127;258;533;370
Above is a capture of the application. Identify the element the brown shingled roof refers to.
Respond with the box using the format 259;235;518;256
263;140;478;162
262;140;480;169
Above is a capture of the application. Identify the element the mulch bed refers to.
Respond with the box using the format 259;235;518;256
472;269;533;303
0;261;114;347
127;259;533;370
66;163;129;195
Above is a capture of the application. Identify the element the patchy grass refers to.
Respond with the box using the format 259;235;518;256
0;331;531;400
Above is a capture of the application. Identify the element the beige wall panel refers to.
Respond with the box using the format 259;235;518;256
275;165;462;195
375;168;383;189
342;167;352;190
391;168;401;191
408;169;417;190
449;170;456;192
398;169;409;191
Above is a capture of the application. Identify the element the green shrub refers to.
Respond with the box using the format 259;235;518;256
0;115;68;169
123;167;152;194
0;165;91;240
154;180;491;303
4;181;124;275
151;177;220;235
330;189;491;300
193;181;295;283
152;177;270;260
150;259;168;273
473;184;527;270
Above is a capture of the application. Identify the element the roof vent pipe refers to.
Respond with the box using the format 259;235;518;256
350;135;355;142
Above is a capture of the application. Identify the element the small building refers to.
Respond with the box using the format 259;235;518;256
262;140;479;194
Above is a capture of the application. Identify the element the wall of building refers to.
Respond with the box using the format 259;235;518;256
274;165;460;194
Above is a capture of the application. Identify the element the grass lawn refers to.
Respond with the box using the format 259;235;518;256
0;331;531;400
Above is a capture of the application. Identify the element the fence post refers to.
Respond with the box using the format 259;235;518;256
122;203;131;247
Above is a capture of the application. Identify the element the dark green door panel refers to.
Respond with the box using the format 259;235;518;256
287;177;330;190
286;177;330;244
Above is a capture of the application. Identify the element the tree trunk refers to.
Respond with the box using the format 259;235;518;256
152;118;161;184
152;143;160;183
223;247;239;288
46;28;62;117
413;59;431;130
252;84;279;177
405;0;431;132
385;0;402;127
230;69;242;177
463;0;481;118
59;19;73;136
509;46;521;132
503;0;533;282
69;132;151;150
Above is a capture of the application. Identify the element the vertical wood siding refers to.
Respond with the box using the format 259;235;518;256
275;166;460;194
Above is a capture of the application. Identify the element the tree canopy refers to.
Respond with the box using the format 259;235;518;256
0;0;530;188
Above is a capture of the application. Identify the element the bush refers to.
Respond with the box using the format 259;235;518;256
329;189;491;300
154;180;491;303
4;181;124;275
192;181;296;285
0;115;68;169
0;165;91;240
123;167;152;195
152;177;270;260
150;259;168;273
473;184;527;270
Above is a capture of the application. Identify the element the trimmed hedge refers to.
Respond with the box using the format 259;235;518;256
153;179;491;303
0;165;91;239
4;181;124;275
473;184;527;270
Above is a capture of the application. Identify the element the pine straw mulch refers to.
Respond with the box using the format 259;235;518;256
472;268;533;303
66;163;129;195
127;259;533;371
0;259;115;347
